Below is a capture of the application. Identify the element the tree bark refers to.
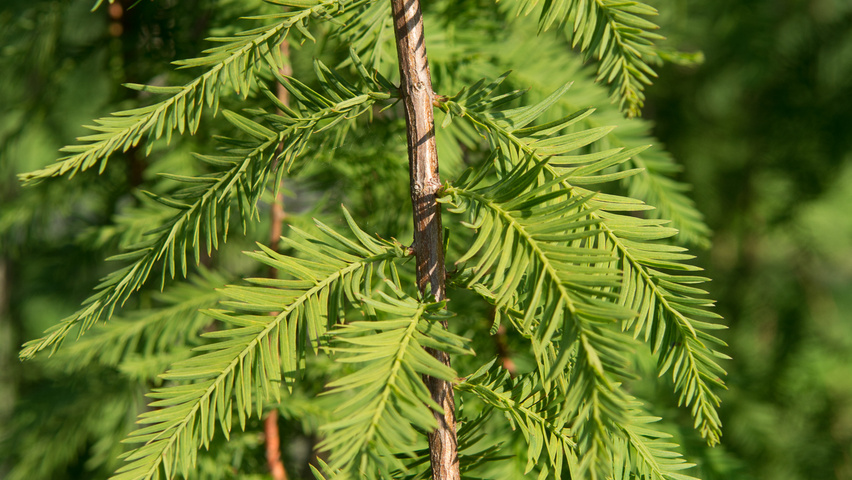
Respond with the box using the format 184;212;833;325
390;0;459;478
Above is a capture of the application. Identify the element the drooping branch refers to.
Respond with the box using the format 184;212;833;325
390;0;459;478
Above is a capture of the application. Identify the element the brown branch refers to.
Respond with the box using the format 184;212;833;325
265;409;288;480
268;36;292;255
264;36;293;480
390;0;459;478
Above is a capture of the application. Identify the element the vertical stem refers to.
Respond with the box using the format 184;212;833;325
264;35;292;480
390;0;459;478
265;409;288;480
391;0;445;300
268;37;291;257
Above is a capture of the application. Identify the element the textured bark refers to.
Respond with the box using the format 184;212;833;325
390;0;460;478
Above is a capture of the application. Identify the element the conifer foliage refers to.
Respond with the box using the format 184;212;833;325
6;0;726;479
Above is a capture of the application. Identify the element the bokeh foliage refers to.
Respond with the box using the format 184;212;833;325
646;0;852;479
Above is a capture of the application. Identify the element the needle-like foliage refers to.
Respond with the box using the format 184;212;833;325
320;293;472;477
49;269;228;374
426;11;710;246
19;54;394;359
439;76;726;448
507;0;667;117
7;1;726;479
18;0;357;185
459;359;701;480
112;209;411;480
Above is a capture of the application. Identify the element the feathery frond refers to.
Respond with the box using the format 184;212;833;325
50;269;227;374
440;128;642;478
18;0;353;185
111;209;406;480
20;58;393;360
358;396;518;479
457;358;579;479
319;293;472;478
618;147;711;248
506;0;664;117
615;238;728;444
460;359;701;479
439;74;726;449
428;17;711;246
616;405;700;480
336;0;395;72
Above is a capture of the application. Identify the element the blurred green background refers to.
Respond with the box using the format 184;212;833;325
2;0;851;479
648;1;852;478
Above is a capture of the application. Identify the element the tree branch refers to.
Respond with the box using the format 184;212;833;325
264;35;292;480
264;409;288;480
390;0;459;478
